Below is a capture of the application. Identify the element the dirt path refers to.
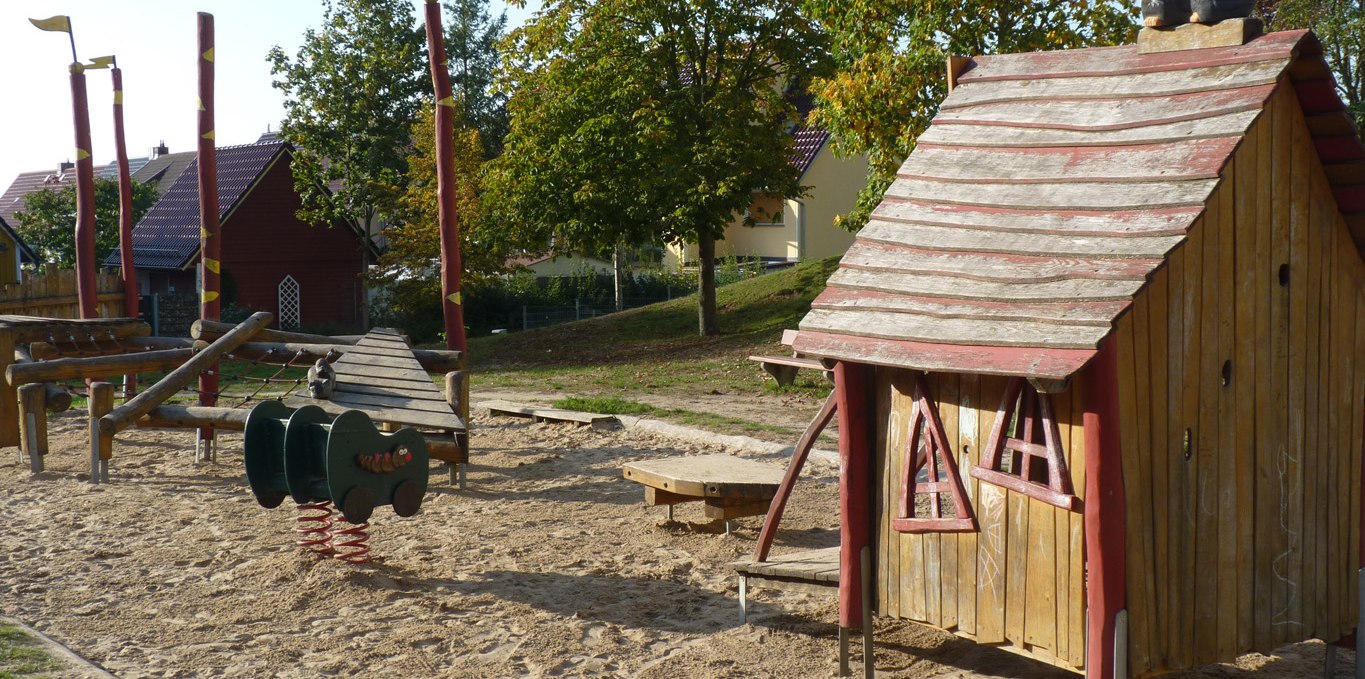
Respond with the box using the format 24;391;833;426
0;409;1348;677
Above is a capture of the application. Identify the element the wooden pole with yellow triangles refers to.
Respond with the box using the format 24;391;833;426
31;15;98;321
196;12;221;459
421;0;466;354
86;54;139;397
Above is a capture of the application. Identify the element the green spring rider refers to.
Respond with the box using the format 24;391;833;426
243;401;428;523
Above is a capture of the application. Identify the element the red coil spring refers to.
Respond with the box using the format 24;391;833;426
330;522;371;564
295;501;335;554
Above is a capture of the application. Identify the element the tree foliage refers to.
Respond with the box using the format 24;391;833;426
444;0;510;157
489;0;829;335
1259;0;1365;129
267;0;426;234
14;178;158;268
804;0;1138;229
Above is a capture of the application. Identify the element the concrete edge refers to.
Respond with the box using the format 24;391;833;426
1;616;117;678
474;400;838;467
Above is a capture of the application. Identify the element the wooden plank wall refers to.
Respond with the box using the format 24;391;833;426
1116;82;1365;676
0;264;125;319
873;367;1087;673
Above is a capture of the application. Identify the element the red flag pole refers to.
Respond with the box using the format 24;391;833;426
111;63;139;396
196;13;221;452
70;62;98;320
422;0;466;353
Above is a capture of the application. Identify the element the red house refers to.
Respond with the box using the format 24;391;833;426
108;139;372;330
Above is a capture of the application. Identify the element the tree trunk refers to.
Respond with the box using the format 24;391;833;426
697;231;719;336
613;241;625;312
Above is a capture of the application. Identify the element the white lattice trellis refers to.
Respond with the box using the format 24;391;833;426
278;275;301;329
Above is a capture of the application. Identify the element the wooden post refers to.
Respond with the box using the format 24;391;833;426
18;384;47;472
835;361;874;631
946;55;970;93
1084;338;1127;679
111;64;139;396
196;12;221;447
100;312;271;437
70;64;98;320
0;326;17;448
445;368;470;488
422;0;467;353
88;381;115;483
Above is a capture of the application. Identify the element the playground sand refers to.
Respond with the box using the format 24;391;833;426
0;409;1350;678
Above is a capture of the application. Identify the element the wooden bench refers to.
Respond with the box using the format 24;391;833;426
748;330;833;386
621;454;784;533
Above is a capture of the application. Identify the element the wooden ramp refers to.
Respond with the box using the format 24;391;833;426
285;328;464;432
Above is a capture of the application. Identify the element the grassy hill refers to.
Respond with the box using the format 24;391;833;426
469;256;839;406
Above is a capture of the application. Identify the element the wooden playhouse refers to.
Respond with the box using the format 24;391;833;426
793;26;1365;678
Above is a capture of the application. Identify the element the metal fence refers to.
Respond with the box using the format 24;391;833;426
519;295;675;331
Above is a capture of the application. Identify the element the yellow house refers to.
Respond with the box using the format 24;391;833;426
0;216;37;285
667;125;870;266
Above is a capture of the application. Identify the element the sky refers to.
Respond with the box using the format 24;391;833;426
0;0;539;190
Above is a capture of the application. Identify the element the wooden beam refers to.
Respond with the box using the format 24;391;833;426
754;392;838;562
1083;337;1126;679
191;319;364;346
835;361;874;631
1137;18;1263;55
136;405;249;431
100;312;271;436
7;349;194;386
28;335;193;360
18;383;47;465
4;317;150;345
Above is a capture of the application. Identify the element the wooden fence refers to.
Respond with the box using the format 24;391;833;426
0;265;126;319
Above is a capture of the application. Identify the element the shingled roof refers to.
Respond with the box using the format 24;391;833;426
794;29;1365;381
108;141;289;270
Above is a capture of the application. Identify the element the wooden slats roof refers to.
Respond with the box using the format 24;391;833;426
796;29;1365;380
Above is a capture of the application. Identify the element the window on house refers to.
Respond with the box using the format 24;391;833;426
747;195;785;226
278;275;301;330
894;372;978;534
970;377;1079;511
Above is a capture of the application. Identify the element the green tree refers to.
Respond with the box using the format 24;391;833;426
804;0;1137;229
373;102;508;334
1260;0;1365;129
445;0;510;157
267;0;427;326
489;0;829;336
14;178;158;268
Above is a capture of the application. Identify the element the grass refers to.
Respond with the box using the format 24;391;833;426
552;396;795;438
469;256;840;402
0;624;60;678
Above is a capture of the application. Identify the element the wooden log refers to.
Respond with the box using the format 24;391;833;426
28;335;194;360
18;383;47;468
13;345;74;413
136;405;249;431
446;369;469;425
89;382;115;484
6;349;195;386
3;317;150;345
424;434;467;465
100;312;272;436
191;319;364;346
211;339;462;374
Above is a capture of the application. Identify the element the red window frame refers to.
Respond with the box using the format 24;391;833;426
970;377;1079;511
893;373;978;534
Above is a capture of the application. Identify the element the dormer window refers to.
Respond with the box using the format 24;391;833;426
893;372;977;533
970;378;1079;511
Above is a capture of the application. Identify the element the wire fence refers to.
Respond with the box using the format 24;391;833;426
518;296;674;331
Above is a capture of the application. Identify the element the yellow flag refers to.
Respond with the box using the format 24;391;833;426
86;55;114;70
29;15;71;33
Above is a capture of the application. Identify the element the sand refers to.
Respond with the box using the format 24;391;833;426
0;409;1351;677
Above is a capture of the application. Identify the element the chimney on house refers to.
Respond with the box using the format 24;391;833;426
1139;0;1260;54
58;161;74;173
149;141;169;159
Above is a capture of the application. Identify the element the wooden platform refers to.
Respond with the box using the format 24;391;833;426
483;400;619;429
622;454;783;521
284;328;465;462
733;546;841;593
